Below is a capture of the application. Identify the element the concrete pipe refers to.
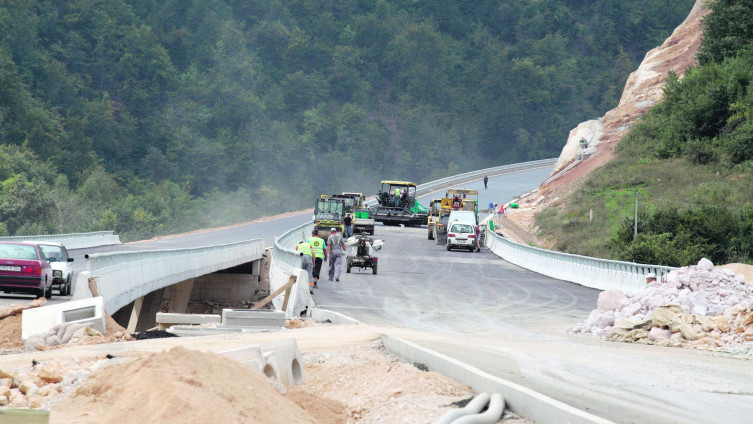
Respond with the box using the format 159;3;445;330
451;393;504;424
434;393;490;424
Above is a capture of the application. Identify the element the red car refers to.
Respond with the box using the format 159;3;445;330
0;242;54;298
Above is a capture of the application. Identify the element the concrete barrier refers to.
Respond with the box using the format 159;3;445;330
155;312;221;330
382;334;613;424
21;297;106;340
221;309;285;328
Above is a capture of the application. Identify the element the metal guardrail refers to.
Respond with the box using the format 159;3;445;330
0;231;121;249
271;220;315;274
484;230;676;294
82;239;266;313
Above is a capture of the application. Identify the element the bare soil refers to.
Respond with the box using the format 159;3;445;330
0;315;531;423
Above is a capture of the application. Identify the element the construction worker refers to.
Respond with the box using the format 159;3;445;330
327;227;346;281
308;229;327;288
392;187;401;206
343;213;353;238
295;240;315;293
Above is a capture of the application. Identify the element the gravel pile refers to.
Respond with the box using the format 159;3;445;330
569;258;753;353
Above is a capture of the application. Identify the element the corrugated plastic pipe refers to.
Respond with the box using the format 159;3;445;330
434;393;490;424
451;393;505;424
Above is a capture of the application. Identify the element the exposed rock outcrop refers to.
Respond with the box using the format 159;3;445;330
507;0;709;235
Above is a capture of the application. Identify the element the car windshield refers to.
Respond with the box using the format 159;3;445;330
0;244;39;260
451;224;473;233
317;200;344;215
39;245;66;261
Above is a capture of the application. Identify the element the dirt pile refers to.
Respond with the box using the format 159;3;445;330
51;346;323;424
570;258;753;353
0;299;48;353
295;342;474;423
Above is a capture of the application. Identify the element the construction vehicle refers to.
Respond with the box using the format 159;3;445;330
345;235;383;274
446;188;479;224
373;181;428;226
314;196;346;240
353;207;375;235
434;209;452;245
331;192;364;216
427;198;443;240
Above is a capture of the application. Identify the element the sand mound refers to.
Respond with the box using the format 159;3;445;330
0;314;23;350
299;343;474;422
51;346;320;424
717;263;753;283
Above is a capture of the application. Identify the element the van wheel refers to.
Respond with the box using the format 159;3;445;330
65;276;72;295
372;265;377;275
446;245;451;251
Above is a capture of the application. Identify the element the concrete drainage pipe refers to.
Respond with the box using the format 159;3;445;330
434;393;490;424
451;393;504;424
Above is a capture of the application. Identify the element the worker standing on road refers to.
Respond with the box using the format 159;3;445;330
344;214;353;238
483;175;489;189
295;240;315;293
327;227;346;281
308;230;326;288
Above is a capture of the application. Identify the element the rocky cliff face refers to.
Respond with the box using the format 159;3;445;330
507;0;708;236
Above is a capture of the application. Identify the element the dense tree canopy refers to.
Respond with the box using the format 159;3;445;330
0;0;694;240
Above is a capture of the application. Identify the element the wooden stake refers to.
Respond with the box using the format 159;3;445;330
253;275;297;310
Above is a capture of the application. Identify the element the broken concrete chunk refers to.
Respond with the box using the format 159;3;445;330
648;327;672;342
37;366;64;384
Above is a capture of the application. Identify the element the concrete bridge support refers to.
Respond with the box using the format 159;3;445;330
125;288;166;333
113;258;263;332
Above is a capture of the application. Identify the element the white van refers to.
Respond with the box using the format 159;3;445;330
446;211;479;251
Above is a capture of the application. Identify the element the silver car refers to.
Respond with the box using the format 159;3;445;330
38;242;74;295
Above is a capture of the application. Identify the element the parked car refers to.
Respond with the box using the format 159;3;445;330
0;242;54;298
38;242;74;296
446;222;479;252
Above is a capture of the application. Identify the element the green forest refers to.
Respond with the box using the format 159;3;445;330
0;0;694;241
537;0;753;267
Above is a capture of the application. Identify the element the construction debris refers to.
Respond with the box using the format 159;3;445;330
0;300;131;353
570;258;753;353
0;355;124;409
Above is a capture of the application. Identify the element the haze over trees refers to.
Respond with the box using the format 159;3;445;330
0;0;693;240
538;0;753;267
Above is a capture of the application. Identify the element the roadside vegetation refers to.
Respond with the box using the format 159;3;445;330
0;0;693;241
537;0;753;267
